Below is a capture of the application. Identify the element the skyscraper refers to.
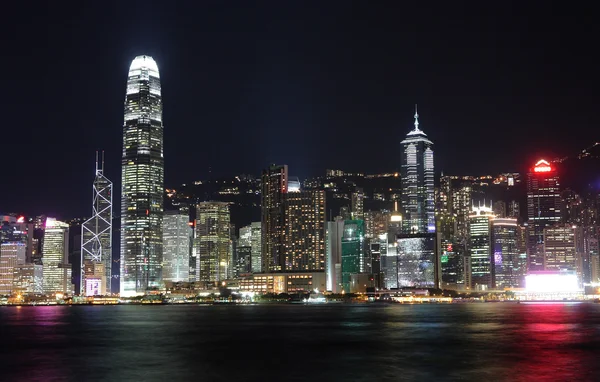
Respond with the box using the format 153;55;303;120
491;217;524;288
468;204;495;290
195;202;231;284
261;164;288;272
163;211;192;282
81;152;112;296
121;55;164;296
527;159;561;271
284;190;326;271
400;106;435;234
341;220;365;292
544;224;582;282
42;218;72;294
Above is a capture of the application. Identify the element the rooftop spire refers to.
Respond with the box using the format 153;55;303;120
414;104;420;131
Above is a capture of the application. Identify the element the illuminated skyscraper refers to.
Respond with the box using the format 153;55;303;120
285;190;326;271
491;217;525;288
42;218;72;294
468;204;495;290
400;105;434;234
121;55;164;296
261;164;288;272
195;202;231;283
81;152;112;296
163;211;192;282
527;159;561;271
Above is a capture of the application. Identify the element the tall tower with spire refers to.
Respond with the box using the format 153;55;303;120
400;105;435;234
120;55;164;296
81;151;112;295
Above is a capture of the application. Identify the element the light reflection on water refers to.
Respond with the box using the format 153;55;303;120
2;303;600;381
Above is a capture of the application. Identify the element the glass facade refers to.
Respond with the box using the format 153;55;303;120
491;218;525;288
400;107;435;234
195;202;231;283
468;205;495;289
163;211;191;282
396;234;436;288
341;220;364;292
527;160;561;271
120;55;164;296
81;153;112;295
42;218;71;294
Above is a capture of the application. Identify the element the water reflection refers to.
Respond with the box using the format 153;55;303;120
1;304;600;381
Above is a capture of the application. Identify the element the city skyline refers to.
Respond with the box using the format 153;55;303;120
2;2;600;218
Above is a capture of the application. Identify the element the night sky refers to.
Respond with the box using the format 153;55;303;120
2;1;599;218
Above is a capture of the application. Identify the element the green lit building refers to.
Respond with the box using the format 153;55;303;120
341;220;365;292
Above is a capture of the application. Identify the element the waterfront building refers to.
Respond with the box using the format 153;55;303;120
527;159;561;271
261;164;288;272
400;105;435;234
121;55;164;296
284;190;326;271
195;202;231;284
42;218;72;294
325;217;345;292
163;211;192;282
491;217;525;288
81;152;112;296
13;264;43;295
468;204;495;290
340;220;365;292
543;224;583;283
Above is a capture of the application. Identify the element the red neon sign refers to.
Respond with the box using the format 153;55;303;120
533;159;553;173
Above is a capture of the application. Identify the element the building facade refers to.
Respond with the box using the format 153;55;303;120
261;164;288;272
284;190;326;271
121;55;164;296
400;106;435;234
468;204;495;290
42;218;72;294
491;218;525;288
527;159;561;271
163;211;192;282
195;202;231;283
81;152;112;296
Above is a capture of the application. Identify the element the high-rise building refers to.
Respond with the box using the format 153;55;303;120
13;264;43;295
341;220;365;292
400;106;435;234
42;218;72;294
163;211;192;282
468;204;495;290
351;188;364;221
284;190;326;271
195;202;231;284
0;242;26;295
325;217;345;292
491;217;525;288
527;159;561;271
493;201;507;218
507;200;520;219
544;224;583;283
249;222;261;273
396;234;437;288
261;165;288;272
364;211;389;239
121;55;164;296
81;152;112;296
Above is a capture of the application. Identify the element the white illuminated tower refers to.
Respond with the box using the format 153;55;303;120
400;105;435;234
121;55;164;296
81;151;112;296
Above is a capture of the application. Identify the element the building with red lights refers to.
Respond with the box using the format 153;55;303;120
527;159;561;271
